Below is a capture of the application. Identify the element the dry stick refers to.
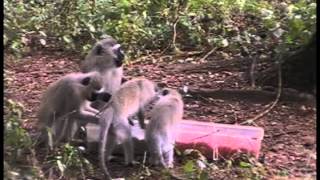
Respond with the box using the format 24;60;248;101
172;16;180;51
159;42;172;55
159;16;180;56
240;63;282;125
200;47;217;62
250;56;257;88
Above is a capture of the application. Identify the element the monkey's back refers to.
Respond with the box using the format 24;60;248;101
111;78;156;117
147;93;184;138
111;78;144;117
37;73;85;126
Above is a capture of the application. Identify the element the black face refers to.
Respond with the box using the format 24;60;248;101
88;91;98;101
88;91;112;102
113;46;124;67
162;89;170;96
94;37;125;68
97;92;112;102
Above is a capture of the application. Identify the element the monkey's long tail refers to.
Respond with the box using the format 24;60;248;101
99;108;114;180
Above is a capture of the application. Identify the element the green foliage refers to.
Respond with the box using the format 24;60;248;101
4;98;42;179
182;159;209;180
285;0;316;46
4;98;31;157
47;144;93;178
4;0;316;59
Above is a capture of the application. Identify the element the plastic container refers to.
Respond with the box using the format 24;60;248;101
175;120;264;159
85;120;264;159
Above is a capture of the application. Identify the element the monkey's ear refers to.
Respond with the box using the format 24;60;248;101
155;82;166;92
94;44;104;55
157;82;167;88
121;77;128;84
162;89;170;96
81;77;91;86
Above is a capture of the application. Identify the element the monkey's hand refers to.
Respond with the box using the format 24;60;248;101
79;101;101;124
82;100;100;115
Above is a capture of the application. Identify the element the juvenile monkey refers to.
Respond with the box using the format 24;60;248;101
37;71;111;147
99;78;161;179
80;36;125;94
145;88;184;168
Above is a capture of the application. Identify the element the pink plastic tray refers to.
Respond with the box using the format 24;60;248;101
85;120;264;159
175;120;264;159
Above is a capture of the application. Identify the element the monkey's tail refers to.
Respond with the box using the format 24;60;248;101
99;108;113;180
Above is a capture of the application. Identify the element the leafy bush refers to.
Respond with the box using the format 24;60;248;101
46;144;94;178
4;0;316;59
3;97;42;179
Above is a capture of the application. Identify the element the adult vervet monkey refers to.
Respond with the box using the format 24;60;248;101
37;72;111;147
80;36;125;94
99;78;161;179
145;88;184;168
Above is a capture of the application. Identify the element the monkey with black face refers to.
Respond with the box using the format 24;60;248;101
80;36;125;95
145;88;184;168
37;71;111;147
98;78;161;179
81;36;150;129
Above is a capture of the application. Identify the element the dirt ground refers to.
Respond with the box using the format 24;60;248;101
5;50;316;179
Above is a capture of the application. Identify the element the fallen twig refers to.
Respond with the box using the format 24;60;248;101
200;47;217;62
240;63;282;125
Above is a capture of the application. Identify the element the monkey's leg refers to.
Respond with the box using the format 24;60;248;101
137;109;145;129
53;117;69;146
105;127;117;162
148;136;164;167
68;121;79;140
163;142;174;168
113;119;135;165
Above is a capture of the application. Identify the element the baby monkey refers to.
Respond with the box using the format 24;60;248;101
145;88;184;168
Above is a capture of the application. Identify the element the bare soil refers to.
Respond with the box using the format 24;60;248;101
5;50;316;179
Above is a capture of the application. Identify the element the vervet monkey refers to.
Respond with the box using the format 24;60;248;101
80;36;125;94
37;72;111;147
145;88;184;168
99;78;161;179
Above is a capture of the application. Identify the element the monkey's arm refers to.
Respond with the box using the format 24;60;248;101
78;100;101;124
82;100;100;114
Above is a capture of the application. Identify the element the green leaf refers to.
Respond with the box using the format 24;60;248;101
239;161;251;168
199;171;209;180
63;35;72;44
183;160;195;173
